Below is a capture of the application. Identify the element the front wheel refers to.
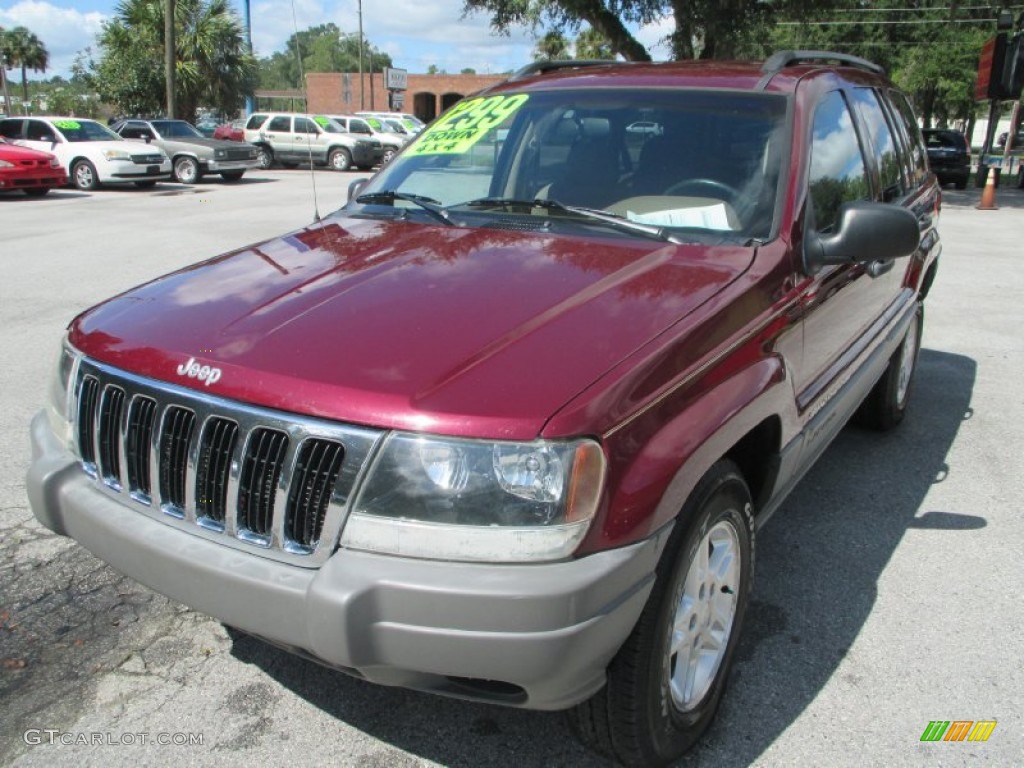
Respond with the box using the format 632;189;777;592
329;147;352;171
173;156;201;184
857;303;923;430
255;146;274;170
569;460;754;766
71;159;99;191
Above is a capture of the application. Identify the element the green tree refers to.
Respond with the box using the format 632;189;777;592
534;30;571;60
575;27;614;59
94;0;256;119
462;0;834;61
256;24;391;90
1;26;49;103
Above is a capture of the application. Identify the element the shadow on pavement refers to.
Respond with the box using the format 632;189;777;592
230;347;976;768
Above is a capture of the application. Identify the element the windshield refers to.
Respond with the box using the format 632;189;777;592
354;88;788;241
151;120;204;139
313;116;347;134
52;119;121;142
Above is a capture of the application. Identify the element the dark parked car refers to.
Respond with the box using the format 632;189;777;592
922;128;970;189
28;52;939;766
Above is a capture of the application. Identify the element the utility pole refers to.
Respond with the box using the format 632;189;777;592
165;0;176;118
243;0;254;115
358;0;364;110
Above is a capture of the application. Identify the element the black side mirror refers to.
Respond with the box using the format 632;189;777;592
144;134;152;143
804;201;920;273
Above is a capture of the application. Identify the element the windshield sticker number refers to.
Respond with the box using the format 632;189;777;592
407;94;529;156
314;116;330;127
53;120;81;130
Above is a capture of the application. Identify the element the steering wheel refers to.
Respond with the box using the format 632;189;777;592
663;178;740;201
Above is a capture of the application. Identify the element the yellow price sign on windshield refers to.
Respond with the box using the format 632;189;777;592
406;93;529;156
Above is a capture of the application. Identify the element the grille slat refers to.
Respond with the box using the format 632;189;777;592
77;376;100;470
159;406;197;512
286;439;345;549
238;428;288;538
196;417;239;523
70;359;382;567
98;386;126;488
125;396;157;500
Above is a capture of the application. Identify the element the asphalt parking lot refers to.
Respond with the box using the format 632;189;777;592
1;172;1022;767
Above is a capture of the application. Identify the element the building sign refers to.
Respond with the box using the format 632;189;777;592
385;67;408;91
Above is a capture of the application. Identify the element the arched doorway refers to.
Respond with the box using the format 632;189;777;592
413;92;437;122
441;92;464;112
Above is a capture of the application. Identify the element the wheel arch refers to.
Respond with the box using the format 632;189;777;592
581;356;794;553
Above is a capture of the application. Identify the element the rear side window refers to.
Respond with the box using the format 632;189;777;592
245;114;268;130
0;119;24;139
295;117;319;134
887;90;929;186
26;120;58;142
808;91;869;232
850;88;904;201
266;116;290;132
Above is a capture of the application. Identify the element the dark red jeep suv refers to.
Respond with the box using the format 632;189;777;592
28;51;940;765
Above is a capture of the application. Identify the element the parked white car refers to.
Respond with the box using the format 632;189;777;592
0;116;172;190
329;115;408;164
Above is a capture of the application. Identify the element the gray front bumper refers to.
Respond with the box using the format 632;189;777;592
27;411;666;710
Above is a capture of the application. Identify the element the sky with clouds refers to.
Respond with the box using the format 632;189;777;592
0;0;675;80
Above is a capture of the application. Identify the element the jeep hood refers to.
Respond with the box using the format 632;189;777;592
70;216;753;439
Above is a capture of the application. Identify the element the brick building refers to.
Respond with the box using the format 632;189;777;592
306;72;506;123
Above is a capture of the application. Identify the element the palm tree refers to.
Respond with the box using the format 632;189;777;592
0;26;49;104
534;31;571;61
97;0;257;119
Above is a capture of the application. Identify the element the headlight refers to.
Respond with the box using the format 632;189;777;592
0;159;13;169
101;149;132;161
46;339;81;450
214;149;227;159
342;433;606;562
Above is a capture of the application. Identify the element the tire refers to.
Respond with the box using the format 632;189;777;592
134;181;158;188
381;148;396;164
23;187;50;197
71;159;99;191
173;156;201;184
220;171;244;182
857;303;923;431
255;146;274;170
569;460;754;766
328;147;352;172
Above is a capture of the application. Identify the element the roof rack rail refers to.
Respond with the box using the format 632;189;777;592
507;60;616;82
762;50;886;77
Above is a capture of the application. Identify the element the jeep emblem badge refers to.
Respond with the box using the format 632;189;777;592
176;356;222;386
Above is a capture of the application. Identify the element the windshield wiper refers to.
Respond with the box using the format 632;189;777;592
452;197;680;243
355;191;454;226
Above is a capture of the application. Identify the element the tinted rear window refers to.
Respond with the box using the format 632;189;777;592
923;131;967;150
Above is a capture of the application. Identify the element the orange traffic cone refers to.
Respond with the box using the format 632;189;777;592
976;167;999;210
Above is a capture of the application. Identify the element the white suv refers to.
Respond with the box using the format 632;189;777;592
0;116;172;190
242;112;380;171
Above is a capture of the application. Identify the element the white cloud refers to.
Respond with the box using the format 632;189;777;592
0;1;106;78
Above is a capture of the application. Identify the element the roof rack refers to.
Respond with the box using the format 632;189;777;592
761;50;886;77
507;60;617;82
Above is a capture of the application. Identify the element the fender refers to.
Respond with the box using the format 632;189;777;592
577;354;797;553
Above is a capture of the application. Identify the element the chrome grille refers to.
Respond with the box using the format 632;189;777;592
70;358;384;567
131;154;165;165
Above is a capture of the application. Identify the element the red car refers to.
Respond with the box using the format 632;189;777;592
0;137;67;196
29;52;940;765
212;118;245;142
